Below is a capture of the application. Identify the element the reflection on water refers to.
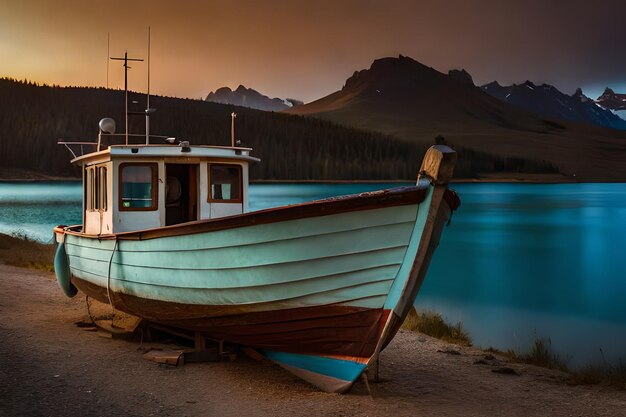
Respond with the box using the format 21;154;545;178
420;183;626;366
247;182;407;211
1;181;625;366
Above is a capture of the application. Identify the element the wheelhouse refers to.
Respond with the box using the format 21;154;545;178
72;144;259;235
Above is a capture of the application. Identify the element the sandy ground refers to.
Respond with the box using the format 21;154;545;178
1;264;625;417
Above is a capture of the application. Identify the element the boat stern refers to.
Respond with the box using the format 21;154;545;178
53;225;78;298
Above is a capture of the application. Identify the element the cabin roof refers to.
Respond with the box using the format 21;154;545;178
71;144;260;166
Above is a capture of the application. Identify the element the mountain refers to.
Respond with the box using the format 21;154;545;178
481;81;626;130
287;55;626;181
596;87;626;119
289;56;556;134
205;85;302;112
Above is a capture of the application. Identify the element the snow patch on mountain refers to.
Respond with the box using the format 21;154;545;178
481;82;626;130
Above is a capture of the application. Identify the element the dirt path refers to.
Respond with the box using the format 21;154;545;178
1;264;624;417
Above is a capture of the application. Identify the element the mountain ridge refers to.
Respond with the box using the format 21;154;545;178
287;55;626;181
206;85;302;112
480;81;626;130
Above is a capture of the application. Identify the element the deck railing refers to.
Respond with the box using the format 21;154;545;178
58;133;172;159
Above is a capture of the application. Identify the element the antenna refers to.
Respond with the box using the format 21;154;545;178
145;26;151;145
231;112;237;147
110;51;144;145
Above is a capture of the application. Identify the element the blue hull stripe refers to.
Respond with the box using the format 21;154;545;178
261;350;366;382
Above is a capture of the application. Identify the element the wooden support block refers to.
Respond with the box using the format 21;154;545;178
94;319;139;340
143;349;184;366
194;332;206;351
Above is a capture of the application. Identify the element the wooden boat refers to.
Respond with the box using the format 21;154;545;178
53;138;459;392
52;53;459;391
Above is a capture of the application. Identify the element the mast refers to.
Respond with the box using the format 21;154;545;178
106;33;110;89
231;112;237;147
110;52;144;145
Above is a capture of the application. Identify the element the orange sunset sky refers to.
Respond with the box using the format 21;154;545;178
1;0;625;103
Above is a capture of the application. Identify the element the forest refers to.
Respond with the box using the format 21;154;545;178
0;78;558;180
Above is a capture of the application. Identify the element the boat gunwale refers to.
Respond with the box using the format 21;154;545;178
61;184;430;241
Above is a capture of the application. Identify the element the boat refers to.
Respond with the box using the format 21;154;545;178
53;55;460;393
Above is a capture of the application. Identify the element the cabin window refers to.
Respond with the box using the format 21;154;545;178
94;167;100;210
208;164;242;202
86;167;95;211
119;163;158;211
86;165;108;212
99;167;107;211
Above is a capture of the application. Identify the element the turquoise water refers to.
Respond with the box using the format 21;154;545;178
420;183;626;366
0;182;82;242
1;181;625;366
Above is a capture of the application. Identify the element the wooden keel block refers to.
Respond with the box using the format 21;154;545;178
94;320;137;340
143;349;185;366
194;332;207;351
418;145;457;185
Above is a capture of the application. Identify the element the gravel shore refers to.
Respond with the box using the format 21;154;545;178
1;264;624;417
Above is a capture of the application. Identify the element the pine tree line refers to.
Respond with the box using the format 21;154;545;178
0;78;558;180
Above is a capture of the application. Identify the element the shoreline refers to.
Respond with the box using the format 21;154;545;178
0;167;603;184
0;164;619;185
1;177;622;184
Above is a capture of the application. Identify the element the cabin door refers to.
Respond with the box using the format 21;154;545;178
165;164;198;226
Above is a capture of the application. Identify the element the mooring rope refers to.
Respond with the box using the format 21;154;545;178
106;238;119;324
85;295;96;324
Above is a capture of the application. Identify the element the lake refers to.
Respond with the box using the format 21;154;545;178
1;181;624;367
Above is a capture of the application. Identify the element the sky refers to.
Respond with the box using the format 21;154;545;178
1;0;625;103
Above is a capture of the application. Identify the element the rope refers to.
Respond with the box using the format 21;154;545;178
106;238;118;325
85;296;96;324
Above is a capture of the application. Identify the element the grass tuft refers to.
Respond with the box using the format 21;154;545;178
402;308;471;346
570;354;626;389
486;337;568;372
0;233;55;272
517;336;569;372
489;338;626;389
